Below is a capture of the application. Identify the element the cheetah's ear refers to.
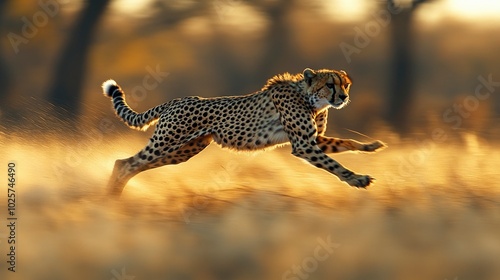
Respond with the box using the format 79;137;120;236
340;70;353;82
303;68;316;87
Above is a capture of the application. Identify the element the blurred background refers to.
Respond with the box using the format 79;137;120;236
1;1;500;279
1;0;499;136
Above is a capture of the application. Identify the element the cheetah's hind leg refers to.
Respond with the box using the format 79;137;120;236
107;157;139;197
107;134;213;197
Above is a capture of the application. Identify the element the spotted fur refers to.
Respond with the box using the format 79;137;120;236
102;68;386;196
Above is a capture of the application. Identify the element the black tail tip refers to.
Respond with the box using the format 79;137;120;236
102;79;121;97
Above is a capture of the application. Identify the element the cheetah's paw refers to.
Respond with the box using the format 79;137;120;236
363;140;387;152
346;174;374;188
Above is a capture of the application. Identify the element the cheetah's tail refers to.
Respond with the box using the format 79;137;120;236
101;79;165;131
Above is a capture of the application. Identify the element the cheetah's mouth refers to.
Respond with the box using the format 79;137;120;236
330;99;349;109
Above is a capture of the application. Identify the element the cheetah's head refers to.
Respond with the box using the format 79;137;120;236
303;68;352;111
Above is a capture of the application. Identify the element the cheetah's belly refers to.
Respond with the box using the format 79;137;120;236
210;112;289;151
258;114;289;147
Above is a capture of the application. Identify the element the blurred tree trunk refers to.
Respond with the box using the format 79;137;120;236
209;29;248;96
385;0;432;134
254;0;296;79
47;0;110;120
207;0;296;96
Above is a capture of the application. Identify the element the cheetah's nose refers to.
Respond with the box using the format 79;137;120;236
339;94;347;101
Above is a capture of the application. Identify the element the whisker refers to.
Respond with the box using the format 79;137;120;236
343;128;375;140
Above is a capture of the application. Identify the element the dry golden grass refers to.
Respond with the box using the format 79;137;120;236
1;130;499;280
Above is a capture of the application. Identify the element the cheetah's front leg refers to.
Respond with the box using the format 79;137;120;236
316;136;386;154
272;94;376;188
292;147;373;188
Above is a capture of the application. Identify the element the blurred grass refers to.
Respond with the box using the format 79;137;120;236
0;130;499;280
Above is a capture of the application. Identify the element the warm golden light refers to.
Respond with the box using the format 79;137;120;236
444;0;500;20
110;0;154;17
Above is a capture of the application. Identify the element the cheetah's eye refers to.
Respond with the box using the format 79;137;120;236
326;83;335;89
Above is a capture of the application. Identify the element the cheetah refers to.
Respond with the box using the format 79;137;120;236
102;68;386;196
